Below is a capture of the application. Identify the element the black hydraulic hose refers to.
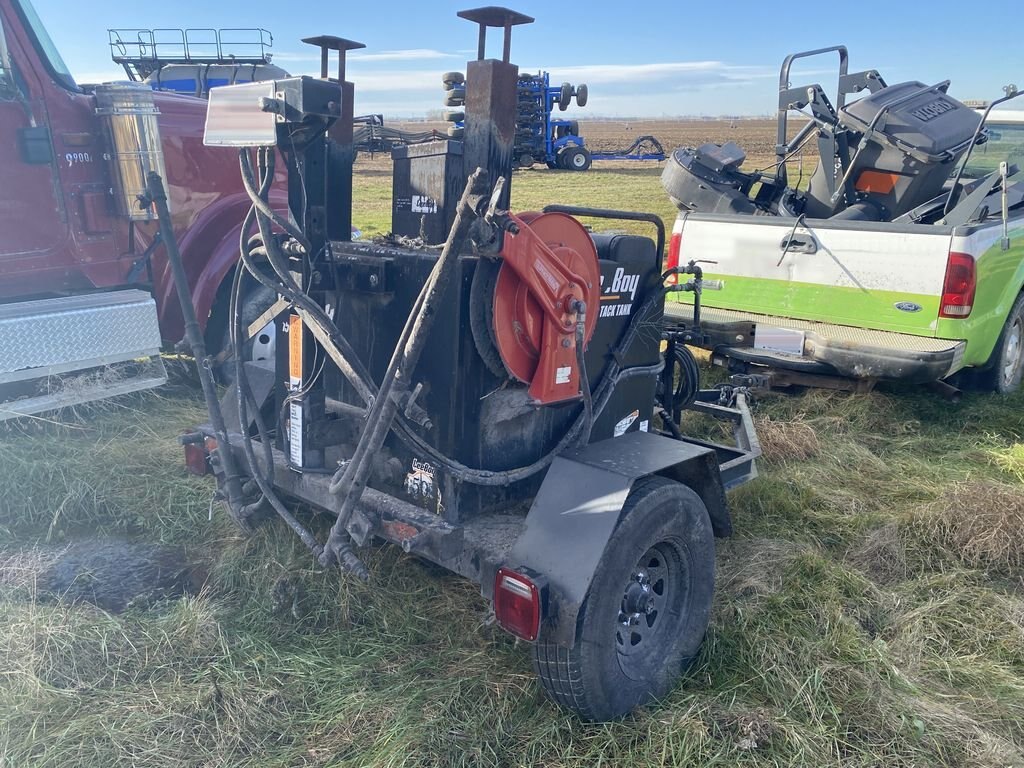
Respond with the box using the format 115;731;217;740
672;344;700;409
228;153;323;554
240;151;310;255
144;171;250;530
240;150;378;404
319;169;489;573
230;254;323;555
572;301;593;447
232;190;278;489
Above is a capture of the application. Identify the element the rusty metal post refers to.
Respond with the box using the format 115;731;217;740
456;7;533;211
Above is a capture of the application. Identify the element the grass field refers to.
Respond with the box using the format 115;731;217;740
2;120;1024;767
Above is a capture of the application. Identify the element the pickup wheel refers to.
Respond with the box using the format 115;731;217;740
982;292;1024;394
531;476;714;721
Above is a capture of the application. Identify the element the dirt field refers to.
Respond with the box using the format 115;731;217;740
392;118;779;162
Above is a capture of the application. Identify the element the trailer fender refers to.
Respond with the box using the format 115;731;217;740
503;431;729;647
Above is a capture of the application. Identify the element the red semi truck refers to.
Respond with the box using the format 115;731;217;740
0;0;281;418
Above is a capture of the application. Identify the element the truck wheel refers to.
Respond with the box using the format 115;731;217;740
217;283;277;385
532;476;715;721
982;292;1024;393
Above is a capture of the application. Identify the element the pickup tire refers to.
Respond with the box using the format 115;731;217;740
531;476;714;721
981;292;1024;394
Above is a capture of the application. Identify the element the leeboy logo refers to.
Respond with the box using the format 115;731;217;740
598;268;641;318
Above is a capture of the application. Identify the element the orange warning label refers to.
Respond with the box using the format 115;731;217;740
289;314;302;381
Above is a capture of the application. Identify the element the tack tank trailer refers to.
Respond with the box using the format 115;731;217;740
172;8;759;721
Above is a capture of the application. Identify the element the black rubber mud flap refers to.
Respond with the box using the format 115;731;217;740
505;431;729;647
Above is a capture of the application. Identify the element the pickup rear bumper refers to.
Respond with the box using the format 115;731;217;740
665;304;966;382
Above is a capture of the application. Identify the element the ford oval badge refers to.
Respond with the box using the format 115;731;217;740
894;301;922;313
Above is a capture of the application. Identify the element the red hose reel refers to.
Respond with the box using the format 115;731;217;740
489;211;600;404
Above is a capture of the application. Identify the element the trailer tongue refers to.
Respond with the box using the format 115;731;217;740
171;7;759;721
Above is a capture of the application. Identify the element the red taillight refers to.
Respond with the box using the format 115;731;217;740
939;252;976;319
666;229;682;285
182;435;216;476
494;567;542;641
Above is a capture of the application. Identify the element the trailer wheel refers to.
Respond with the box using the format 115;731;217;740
981;292;1024;393
441;71;465;86
575;84;588;107
562;147;592;171
447;126;464;140
444;109;465;123
443;89;465;107
559;82;572;111
532;476;714;722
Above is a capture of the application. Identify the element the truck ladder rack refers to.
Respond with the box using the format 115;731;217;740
108;28;274;81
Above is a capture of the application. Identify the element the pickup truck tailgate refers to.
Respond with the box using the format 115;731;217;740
673;214;954;336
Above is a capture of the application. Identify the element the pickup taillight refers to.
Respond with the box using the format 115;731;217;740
939;252;976;319
666;222;683;284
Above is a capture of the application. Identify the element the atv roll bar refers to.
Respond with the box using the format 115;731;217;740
943;84;1024;217
775;45;887;192
776;45;849;179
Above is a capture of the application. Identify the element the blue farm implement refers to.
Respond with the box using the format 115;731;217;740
442;70;666;170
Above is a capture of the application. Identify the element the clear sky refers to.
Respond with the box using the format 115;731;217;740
24;0;1024;117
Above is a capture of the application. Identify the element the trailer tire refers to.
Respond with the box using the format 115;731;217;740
443;89;465;107
980;291;1024;394
532;476;715;722
575;84;588;107
447;126;464;140
441;71;465;86
559;82;572;111
562;147;592;171
444;109;465;123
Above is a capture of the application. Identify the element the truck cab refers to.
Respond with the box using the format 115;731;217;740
0;0;282;418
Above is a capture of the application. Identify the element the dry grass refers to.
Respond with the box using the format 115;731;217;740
755;415;822;461
907;481;1024;573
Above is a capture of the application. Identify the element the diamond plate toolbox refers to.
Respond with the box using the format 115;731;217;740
0;290;163;379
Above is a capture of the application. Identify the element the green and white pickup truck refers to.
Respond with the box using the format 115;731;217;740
662;46;1024;392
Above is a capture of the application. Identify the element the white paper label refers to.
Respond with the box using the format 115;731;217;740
288;399;303;467
614;409;640;437
555;366;571;385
